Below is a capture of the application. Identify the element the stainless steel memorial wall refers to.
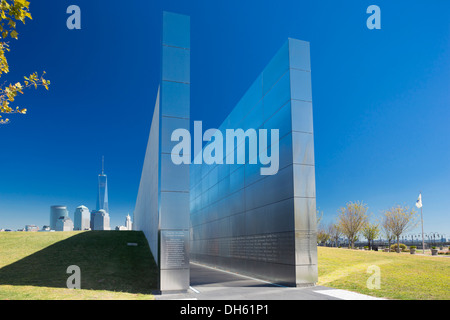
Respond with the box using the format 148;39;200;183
134;12;190;293
190;38;318;286
135;11;317;291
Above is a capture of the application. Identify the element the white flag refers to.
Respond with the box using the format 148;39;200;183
415;193;422;208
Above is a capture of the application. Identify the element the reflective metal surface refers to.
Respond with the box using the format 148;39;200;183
135;14;317;290
160;230;190;269
190;38;317;286
134;12;190;293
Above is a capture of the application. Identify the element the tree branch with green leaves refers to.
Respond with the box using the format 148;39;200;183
0;0;49;124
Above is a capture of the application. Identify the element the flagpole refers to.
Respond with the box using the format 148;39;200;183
420;192;425;254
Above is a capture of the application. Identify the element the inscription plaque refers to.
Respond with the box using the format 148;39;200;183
160;230;189;269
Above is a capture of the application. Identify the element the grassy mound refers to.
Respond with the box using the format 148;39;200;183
0;231;157;300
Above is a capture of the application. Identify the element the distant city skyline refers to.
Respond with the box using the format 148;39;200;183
0;157;129;231
0;1;448;236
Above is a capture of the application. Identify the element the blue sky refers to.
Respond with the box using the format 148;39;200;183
0;0;448;237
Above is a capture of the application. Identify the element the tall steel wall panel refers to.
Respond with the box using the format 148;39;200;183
134;12;190;293
190;38;317;286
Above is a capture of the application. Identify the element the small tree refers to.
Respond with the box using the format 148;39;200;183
381;216;394;251
317;227;330;246
362;219;380;250
382;205;417;253
328;223;342;247
337;201;368;249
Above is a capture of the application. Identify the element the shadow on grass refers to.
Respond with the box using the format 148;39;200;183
0;231;158;295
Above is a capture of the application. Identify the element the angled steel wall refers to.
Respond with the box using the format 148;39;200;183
134;12;190;293
190;38;317;286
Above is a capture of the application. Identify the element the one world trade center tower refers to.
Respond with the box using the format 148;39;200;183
96;156;109;213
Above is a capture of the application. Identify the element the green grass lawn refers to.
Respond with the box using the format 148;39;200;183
2;232;449;300
0;231;157;300
318;247;450;300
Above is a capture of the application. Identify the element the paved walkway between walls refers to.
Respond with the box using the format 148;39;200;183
155;263;384;300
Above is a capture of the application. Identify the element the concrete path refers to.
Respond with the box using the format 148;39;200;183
155;263;384;300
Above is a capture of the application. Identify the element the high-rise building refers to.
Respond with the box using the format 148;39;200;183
91;209;110;231
90;157;111;231
125;214;132;230
56;216;74;231
96;156;109;213
50;205;69;230
74;205;90;230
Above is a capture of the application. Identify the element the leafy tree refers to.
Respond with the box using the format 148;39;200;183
0;0;49;124
381;216;395;251
362;219;380;250
337;201;368;249
328;223;342;247
382;205;417;253
317;223;330;246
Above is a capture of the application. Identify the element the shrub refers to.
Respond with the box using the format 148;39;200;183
432;246;437;250
410;246;417;249
390;243;407;252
